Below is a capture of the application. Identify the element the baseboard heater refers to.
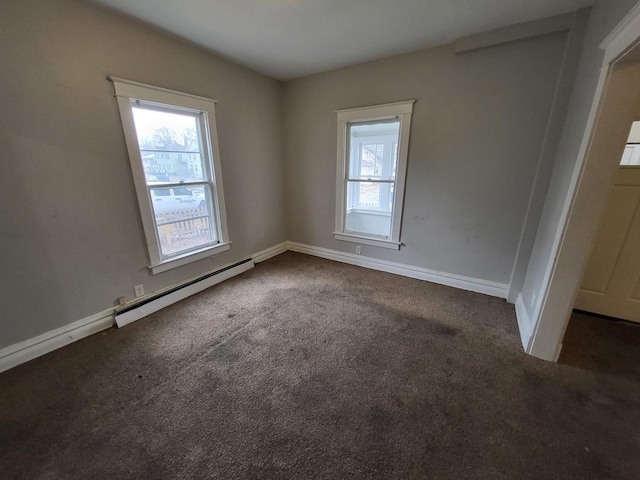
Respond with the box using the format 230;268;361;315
114;258;255;328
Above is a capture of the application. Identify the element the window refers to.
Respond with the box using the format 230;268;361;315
334;101;414;250
621;120;640;166
110;77;229;274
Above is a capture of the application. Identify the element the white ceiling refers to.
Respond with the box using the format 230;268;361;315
91;0;594;80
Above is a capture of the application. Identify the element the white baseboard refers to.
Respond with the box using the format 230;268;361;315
0;241;516;374
0;247;270;373
0;308;115;374
515;293;533;351
287;241;509;299
252;241;288;263
115;259;255;328
553;343;563;362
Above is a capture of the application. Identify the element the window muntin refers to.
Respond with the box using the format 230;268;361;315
335;101;414;250
110;77;229;273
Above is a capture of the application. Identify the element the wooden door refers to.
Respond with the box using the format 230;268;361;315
575;167;640;322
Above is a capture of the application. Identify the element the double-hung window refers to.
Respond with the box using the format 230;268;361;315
110;77;229;274
334;101;414;250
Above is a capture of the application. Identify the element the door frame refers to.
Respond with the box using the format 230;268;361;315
527;1;640;361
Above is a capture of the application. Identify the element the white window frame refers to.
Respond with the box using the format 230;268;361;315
334;101;414;250
109;77;230;274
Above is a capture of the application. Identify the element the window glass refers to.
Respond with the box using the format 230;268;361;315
150;186;215;257
621;145;640;166
172;187;193;196
348;121;399;181
132;107;206;184
346;181;393;212
621;121;640;166
360;144;384;178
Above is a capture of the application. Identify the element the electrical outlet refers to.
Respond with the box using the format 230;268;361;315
134;284;145;298
117;296;127;306
355;245;362;255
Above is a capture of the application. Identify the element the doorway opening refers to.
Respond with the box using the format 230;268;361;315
527;6;640;361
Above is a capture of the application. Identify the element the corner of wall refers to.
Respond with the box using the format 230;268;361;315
507;7;591;304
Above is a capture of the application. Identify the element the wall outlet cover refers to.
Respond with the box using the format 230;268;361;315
134;284;145;298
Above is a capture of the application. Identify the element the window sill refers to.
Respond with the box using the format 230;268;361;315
334;232;401;250
149;242;231;274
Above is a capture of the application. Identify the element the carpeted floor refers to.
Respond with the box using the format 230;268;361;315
1;252;638;479
559;311;640;383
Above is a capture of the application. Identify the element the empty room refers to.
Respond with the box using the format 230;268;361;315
1;0;639;478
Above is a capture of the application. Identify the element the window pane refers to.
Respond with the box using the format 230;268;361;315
621;144;640;166
345;181;392;239
360;144;384;177
150;185;216;257
348;120;400;180
346;181;393;212
345;211;392;238
132;106;206;184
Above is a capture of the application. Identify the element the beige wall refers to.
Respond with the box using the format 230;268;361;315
0;0;286;348
283;33;571;285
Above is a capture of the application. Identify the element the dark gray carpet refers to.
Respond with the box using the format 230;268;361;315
1;252;638;479
559;311;640;383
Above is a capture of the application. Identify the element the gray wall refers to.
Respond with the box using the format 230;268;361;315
519;0;640;322
0;0;612;354
0;0;286;348
283;33;572;285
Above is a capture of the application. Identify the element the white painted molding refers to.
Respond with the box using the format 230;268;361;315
116;259;254;327
109;76;218;109
335;100;415;122
0;239;514;373
333;232;400;250
0;243;281;373
0;309;115;374
455;12;574;53
600;1;640;65
252;241;288;263
514;294;533;351
287;241;509;298
553;343;564;363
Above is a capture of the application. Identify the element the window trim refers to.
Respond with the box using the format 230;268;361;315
334;100;415;250
109;77;229;274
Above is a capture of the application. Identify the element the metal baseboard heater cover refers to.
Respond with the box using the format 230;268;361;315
115;258;254;328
